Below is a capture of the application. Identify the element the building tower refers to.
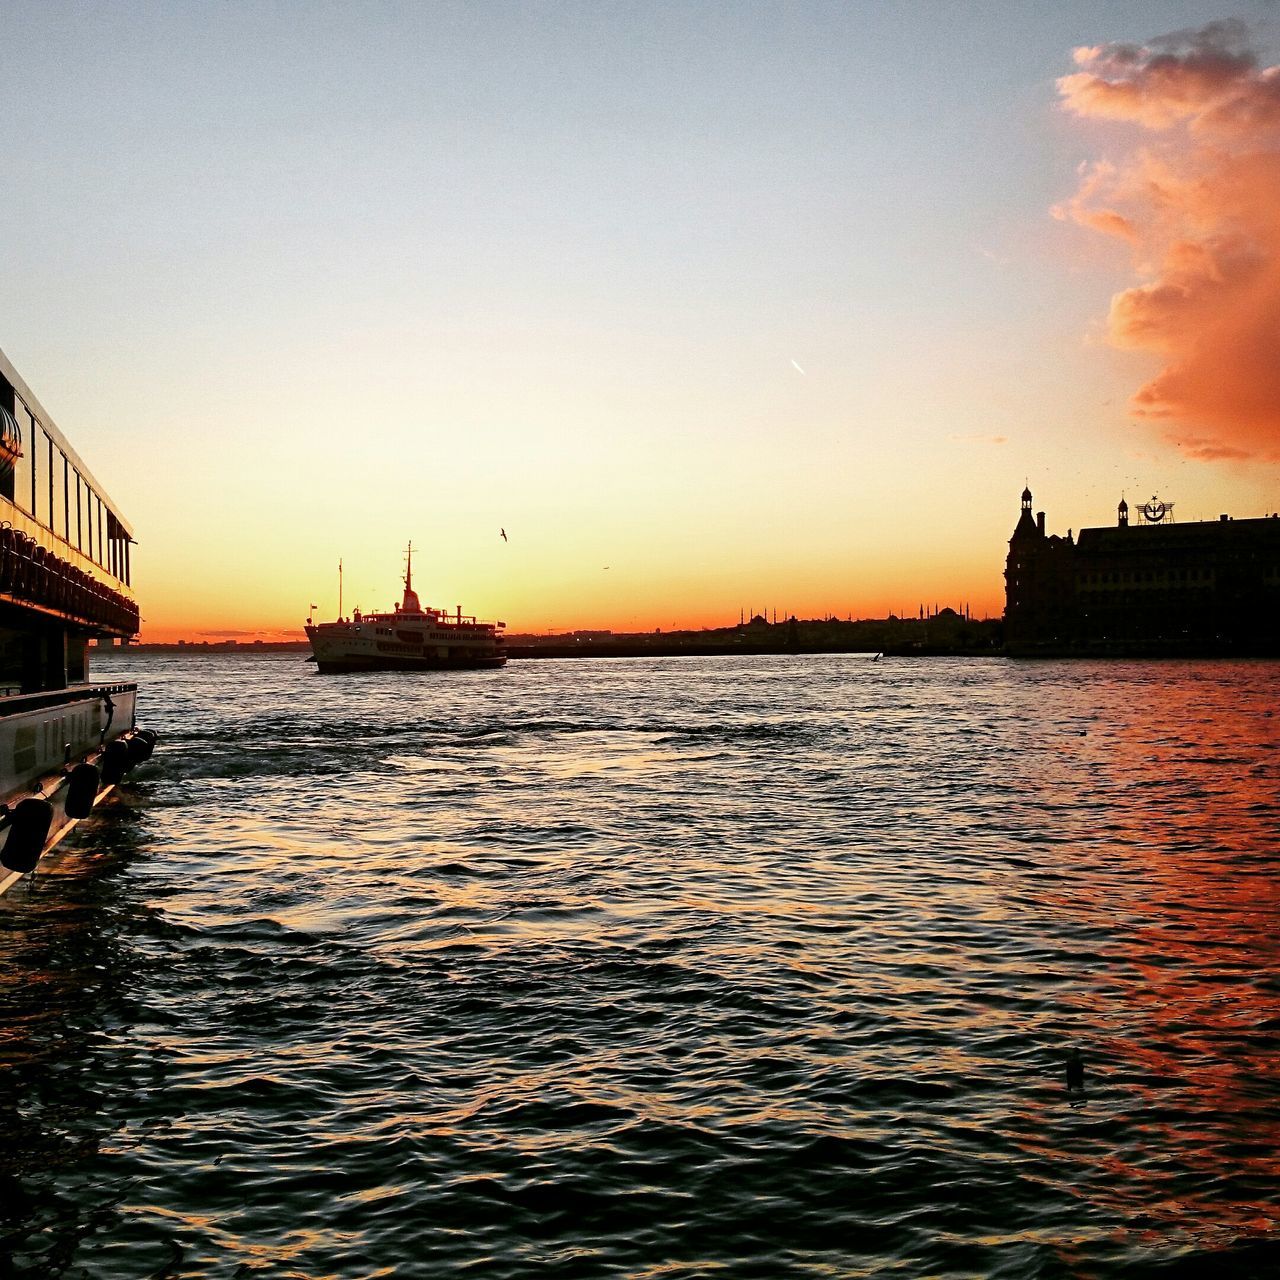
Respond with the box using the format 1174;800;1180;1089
1005;484;1075;651
1118;496;1128;528
1012;485;1039;542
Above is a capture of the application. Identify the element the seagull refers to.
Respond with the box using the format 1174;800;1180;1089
499;528;507;542
791;359;806;375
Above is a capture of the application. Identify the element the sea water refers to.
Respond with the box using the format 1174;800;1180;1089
1;653;1277;1278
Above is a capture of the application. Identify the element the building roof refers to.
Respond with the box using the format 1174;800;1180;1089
1076;516;1280;554
0;343;134;537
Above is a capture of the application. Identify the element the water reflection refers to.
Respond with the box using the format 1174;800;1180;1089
1003;663;1280;1256
0;802;156;1276
2;654;1278;1278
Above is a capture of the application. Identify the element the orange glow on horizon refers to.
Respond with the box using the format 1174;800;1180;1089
137;591;1010;646
130;494;1018;643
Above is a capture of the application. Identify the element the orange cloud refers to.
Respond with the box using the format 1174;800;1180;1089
1060;21;1265;131
1051;161;1139;241
1056;21;1280;459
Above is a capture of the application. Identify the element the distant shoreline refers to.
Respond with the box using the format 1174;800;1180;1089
101;615;1004;661
100;628;1280;662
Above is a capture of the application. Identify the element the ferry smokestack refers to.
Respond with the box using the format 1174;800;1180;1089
1037;511;1045;535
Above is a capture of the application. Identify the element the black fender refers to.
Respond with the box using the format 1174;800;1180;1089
64;761;102;820
100;739;132;786
1;797;55;873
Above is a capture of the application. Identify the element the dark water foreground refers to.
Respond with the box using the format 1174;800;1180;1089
1;654;1277;1279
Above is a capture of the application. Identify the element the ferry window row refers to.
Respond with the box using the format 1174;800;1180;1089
1;400;131;586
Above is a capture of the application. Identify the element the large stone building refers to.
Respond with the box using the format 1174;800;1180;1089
1005;487;1280;655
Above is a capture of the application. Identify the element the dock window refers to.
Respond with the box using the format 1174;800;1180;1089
54;451;69;541
34;430;52;526
104;510;131;583
0;404;17;502
79;477;91;552
19;409;35;517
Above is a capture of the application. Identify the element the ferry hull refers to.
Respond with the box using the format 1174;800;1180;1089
314;653;507;673
0;682;140;895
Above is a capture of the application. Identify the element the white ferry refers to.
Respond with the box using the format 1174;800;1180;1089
305;546;506;673
0;344;154;895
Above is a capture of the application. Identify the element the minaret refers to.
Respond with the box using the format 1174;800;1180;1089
1118;496;1129;528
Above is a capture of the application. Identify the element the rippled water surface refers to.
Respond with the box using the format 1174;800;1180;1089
2;653;1278;1278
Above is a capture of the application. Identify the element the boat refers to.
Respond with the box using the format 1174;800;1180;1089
0;344;154;896
305;545;507;672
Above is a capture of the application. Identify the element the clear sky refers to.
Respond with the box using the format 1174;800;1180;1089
3;1;1278;640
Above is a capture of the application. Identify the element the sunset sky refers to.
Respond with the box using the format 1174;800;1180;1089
3;1;1279;640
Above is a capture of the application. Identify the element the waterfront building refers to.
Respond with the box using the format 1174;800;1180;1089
0;343;148;894
1005;488;1280;655
0;349;138;686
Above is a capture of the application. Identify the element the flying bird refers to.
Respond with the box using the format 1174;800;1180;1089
499;528;507;542
791;359;806;375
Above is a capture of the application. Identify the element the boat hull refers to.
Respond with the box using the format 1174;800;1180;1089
0;682;140;895
314;654;507;673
